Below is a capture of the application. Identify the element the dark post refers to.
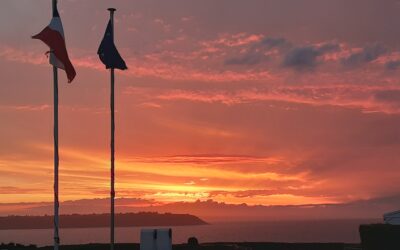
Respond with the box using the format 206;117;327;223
52;1;60;250
108;7;116;250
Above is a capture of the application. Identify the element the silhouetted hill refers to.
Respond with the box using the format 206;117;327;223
0;212;207;230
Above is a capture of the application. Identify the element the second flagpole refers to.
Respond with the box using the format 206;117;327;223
52;1;60;250
53;65;60;250
108;7;116;250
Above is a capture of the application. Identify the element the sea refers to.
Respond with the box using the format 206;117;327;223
0;219;380;246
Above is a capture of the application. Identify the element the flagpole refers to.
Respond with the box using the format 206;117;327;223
51;3;60;250
53;65;60;250
51;1;60;250
108;7;116;250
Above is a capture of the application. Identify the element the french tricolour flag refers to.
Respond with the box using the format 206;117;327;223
32;4;76;82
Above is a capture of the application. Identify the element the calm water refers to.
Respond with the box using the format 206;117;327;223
0;219;379;246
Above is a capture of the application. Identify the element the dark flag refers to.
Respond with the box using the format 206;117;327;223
97;20;128;70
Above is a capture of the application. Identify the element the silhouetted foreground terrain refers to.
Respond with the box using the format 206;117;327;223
359;224;400;250
0;212;207;229
0;242;361;250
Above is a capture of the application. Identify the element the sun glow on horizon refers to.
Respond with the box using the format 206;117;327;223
0;144;341;206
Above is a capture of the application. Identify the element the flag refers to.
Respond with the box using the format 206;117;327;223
32;4;76;83
98;20;128;70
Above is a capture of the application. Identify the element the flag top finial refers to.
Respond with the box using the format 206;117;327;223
52;0;59;17
52;0;58;10
108;8;116;12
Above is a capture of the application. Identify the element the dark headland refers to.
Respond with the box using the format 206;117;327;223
0;212;207;230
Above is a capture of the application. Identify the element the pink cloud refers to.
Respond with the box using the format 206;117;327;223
0;104;50;112
153;18;171;32
201;33;264;48
0;45;275;82
0;46;48;65
139;102;163;109
155;85;400;114
2;35;399;85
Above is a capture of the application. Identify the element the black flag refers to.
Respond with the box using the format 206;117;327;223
98;20;127;70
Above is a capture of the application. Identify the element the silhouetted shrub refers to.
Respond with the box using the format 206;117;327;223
187;237;199;246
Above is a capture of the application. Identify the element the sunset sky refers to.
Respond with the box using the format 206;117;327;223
1;0;400;211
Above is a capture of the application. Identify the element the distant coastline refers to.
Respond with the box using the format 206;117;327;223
0;212;208;230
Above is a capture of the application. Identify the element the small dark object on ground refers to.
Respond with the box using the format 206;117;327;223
359;223;400;250
187;237;199;246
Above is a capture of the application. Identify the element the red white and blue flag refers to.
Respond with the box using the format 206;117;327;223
32;4;76;82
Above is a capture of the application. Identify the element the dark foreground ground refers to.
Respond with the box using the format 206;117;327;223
0;242;361;250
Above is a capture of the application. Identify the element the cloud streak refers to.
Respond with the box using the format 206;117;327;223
154;85;400;114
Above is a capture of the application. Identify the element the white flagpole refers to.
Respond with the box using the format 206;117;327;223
108;7;117;250
52;2;60;250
